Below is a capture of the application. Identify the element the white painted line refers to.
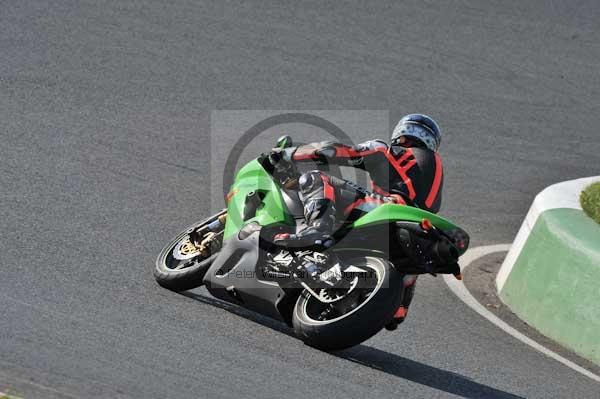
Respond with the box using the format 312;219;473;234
0;369;77;399
444;244;600;383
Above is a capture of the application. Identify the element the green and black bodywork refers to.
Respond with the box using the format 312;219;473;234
156;154;469;351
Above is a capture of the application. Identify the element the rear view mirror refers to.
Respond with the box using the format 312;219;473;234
275;135;293;149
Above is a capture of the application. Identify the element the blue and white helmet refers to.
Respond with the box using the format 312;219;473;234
391;114;442;152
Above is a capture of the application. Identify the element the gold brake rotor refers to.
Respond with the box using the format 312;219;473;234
179;238;200;256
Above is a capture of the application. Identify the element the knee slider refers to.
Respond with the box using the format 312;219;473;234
299;170;322;194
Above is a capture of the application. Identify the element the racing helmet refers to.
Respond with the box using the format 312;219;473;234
391;114;442;152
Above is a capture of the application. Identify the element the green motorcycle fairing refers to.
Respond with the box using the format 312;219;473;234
352;203;458;230
223;159;293;240
223;158;460;239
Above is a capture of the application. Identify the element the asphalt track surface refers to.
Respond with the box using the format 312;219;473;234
2;1;600;398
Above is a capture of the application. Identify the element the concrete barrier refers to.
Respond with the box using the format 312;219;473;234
496;177;600;365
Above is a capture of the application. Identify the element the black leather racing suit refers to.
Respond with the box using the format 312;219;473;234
277;139;444;244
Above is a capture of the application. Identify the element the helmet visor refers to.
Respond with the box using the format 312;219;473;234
392;122;439;152
395;135;425;148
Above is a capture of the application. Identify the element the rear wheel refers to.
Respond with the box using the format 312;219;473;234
292;256;403;351
154;211;225;291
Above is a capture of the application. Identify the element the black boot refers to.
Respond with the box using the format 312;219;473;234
273;194;337;249
275;171;338;249
273;225;335;250
385;276;417;330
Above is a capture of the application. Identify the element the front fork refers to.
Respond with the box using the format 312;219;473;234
188;211;227;257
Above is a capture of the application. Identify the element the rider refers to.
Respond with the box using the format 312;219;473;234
269;113;444;323
271;113;443;245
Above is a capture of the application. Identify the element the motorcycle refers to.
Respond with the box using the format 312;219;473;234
154;136;470;351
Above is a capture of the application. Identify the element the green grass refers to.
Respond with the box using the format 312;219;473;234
580;182;600;224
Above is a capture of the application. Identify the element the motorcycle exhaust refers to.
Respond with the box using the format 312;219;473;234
432;237;459;265
395;222;460;274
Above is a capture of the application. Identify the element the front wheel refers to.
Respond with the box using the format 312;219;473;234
292;256;403;351
154;211;225;291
